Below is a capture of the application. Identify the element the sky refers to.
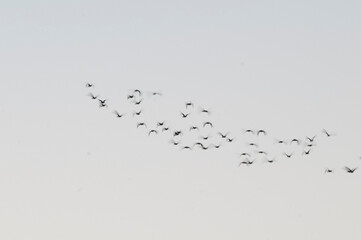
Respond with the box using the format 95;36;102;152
1;1;361;239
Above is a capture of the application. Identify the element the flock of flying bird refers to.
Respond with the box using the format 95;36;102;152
85;83;359;174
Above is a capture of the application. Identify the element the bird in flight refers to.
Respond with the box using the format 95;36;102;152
200;108;210;114
306;135;316;142
133;99;143;105
185;102;194;108
98;99;107;104
85;83;94;88
137;122;147;128
162;127;170;132
133;110;143;116
88;93;98;99
239;159;255;166
157;121;165;127
217;132;229;138
148;129;158;136
170;139;181;146
134;89;142;96
244;129;254;134
283;152;293;158
189;126;199;131
181;112;190;118
303;149;311;155
203;122;213;128
257;130;267;136
290;139;300;145
324;168;334;174
322;129;333;137
344;167;357;173
113;111;125;118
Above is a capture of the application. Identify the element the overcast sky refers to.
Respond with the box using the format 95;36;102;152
1;1;361;239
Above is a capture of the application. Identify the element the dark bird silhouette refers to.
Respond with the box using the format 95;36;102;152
203;122;213;128
113;111;125;118
265;158;275;163
134;99;143;105
156;121;165;127
134;89;142;96
199;135;210;140
322;129;333;137
162;127;170;132
217;132;229;138
148;129;158;136
99;102;108;108
244;129;254;134
189;126;199;131
182;145;192;150
257;150;267;155
240;152;251;157
173;130;183;137
137;122;147;128
290;139;300;145
85;83;94;88
283;152;293;158
239;159;255;166
127;94;135;100
98;99;107;104
257;130;267;136
180;112;190;118
133;110;143;116
306;135;316;142
275;139;287;144
169;139;181;146
226;138;234;143
185;102;194;108
88;93;98;99
151;91;162;96
210;143;222;149
193;142;205;148
248;142;258;148
303;149;311;155
200;108;210;114
325;168;334;174
344;167;357;173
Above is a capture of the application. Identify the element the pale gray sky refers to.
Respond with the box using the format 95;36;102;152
1;1;361;239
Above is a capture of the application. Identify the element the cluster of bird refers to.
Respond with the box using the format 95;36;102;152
85;83;359;174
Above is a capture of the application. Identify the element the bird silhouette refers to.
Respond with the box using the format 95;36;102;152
203;122;213;128
148;129;158;136
181;112;190;118
185;102;194;108
344;167;357;173
306;135;316;142
217;132;229;138
85;83;94;88
157;121;165;127
169;139;181;146
283;152;293;158
290;139;300;145
88;93;98;99
322;129;333;137
162;127;170;132
303;149;311;155
137;122;147;128
133;99;143;105
257;130;267;136
98;99;107;104
134;89;142;96
189;126;199;131
133;110;143;116
113;111;125;118
324;168;334;174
